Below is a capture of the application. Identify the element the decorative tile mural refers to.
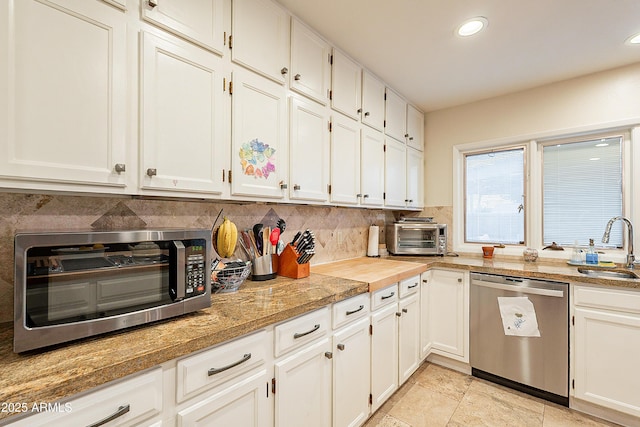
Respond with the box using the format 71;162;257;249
0;192;400;323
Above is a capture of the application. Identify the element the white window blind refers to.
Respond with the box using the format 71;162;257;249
465;148;525;244
543;136;623;247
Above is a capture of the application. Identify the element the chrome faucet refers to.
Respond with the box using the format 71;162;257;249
602;216;635;269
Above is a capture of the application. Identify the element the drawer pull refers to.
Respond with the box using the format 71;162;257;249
293;324;320;339
408;283;418;289
208;353;252;376
346;305;364;316
87;404;130;427
381;292;395;300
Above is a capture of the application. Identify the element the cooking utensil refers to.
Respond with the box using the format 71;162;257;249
253;224;263;255
270;228;280;251
276;218;286;233
263;227;270;255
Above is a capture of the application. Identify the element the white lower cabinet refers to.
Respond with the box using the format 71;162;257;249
176;369;271;427
420;271;432;360
273;308;332;427
572;284;640;419
398;280;420;384
370;284;399;412
428;269;469;362
332;295;371;427
7;368;163;427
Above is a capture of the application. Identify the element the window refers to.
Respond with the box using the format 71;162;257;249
542;136;623;247
464;147;525;245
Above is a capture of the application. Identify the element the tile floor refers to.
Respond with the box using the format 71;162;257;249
363;363;620;427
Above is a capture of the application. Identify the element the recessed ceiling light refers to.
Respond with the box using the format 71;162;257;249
625;32;640;45
457;17;488;37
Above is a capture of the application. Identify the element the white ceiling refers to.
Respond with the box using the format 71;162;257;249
275;0;640;112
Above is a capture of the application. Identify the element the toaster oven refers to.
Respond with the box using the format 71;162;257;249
14;229;211;352
387;220;447;255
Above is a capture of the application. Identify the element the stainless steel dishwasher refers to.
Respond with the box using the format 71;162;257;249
470;272;569;406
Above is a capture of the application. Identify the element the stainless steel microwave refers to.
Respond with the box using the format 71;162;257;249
387;220;447;255
14;229;211;353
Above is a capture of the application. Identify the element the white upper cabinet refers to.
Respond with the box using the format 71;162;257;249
140;31;227;196
406;103;424;151
330;113;361;205
361;70;385;131
231;68;287;199
290;18;331;105
331;49;362;120
360;127;385;207
406;147;424;209
385;88;407;143
231;0;289;84
102;0;126;10
141;0;225;55
384;138;407;208
0;0;128;191
289;96;329;202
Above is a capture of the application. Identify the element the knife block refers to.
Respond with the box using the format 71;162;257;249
277;244;310;279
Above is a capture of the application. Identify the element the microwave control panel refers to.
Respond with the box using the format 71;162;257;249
186;244;206;297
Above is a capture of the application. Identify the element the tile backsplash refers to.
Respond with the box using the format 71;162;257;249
0;192;402;323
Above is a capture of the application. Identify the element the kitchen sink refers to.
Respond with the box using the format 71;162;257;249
577;267;640;279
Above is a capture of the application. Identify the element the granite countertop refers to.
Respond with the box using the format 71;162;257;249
1;254;638;423
0;273;368;422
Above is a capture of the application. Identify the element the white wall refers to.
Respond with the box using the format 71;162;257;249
424;62;640;207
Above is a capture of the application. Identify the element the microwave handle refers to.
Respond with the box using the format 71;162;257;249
171;241;186;301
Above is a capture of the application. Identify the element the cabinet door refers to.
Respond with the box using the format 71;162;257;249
289;96;329;202
274;338;332;427
231;69;287;198
406;104;424;151
290;18;331;105
370;303;398;412
420;272;432;360
331;49;361;120
398;293;420;385
406;146;424;209
360;127;385;207
384;138;407;208
0;0;127;190
361;70;385;131
574;307;640;417
140;31;226;196
384;88;406;143
141;0;225;55
177;369;272;427
330;113;360;205
333;317;371;427
429;269;467;360
231;0;289;84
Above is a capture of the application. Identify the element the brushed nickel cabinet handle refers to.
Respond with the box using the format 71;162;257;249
146;168;157;177
293;324;320;339
87;404;130;427
325;351;333;359
346;305;364;316
114;163;126;173
280;182;288;189
381;292;395;300
208;353;252;376
337;343;345;351
294;73;301;80
293;184;301;191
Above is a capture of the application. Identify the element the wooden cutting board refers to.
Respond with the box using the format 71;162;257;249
312;257;428;292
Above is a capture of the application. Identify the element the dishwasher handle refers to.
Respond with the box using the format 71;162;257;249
471;279;564;298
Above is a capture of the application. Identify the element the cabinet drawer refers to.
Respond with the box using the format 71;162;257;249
573;284;640;314
332;293;370;329
371;283;399;311
399;275;420;298
8;368;162;427
176;330;268;403
275;307;330;357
